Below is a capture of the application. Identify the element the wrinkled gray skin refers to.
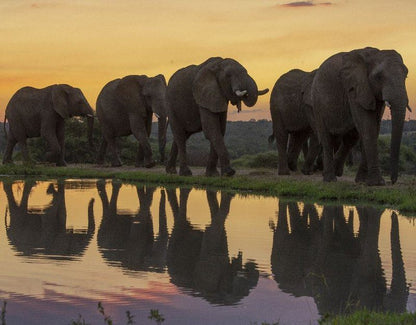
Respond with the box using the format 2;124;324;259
312;47;409;185
166;57;269;176
96;74;168;167
3;84;94;166
269;69;320;175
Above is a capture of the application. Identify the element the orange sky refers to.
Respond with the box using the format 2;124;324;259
1;0;416;121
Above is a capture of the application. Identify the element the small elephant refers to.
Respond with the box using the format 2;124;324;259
165;57;269;176
269;69;320;175
3;84;94;166
96;74;168;167
312;47;410;185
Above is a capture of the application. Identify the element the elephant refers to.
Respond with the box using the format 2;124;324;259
269;69;320;175
4;180;95;260
311;47;410;185
96;74;168;167
96;180;168;272
2;84;94;166
166;187;259;305
165;57;269;176
270;201;408;315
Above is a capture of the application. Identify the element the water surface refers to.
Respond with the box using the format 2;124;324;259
0;179;415;324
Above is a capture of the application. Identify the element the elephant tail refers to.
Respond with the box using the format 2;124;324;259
268;132;275;144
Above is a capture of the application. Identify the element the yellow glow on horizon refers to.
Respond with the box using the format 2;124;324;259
1;0;416;121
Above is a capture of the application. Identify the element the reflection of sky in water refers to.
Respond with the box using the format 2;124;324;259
0;179;415;324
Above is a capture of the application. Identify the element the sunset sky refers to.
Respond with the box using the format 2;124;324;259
1;0;416;121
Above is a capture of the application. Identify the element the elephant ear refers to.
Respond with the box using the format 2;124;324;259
116;75;148;107
341;53;376;111
52;85;70;119
301;71;316;107
193;61;228;113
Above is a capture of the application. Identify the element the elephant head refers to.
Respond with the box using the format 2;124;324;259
52;84;95;148
142;74;169;162
193;57;269;113
341;48;409;183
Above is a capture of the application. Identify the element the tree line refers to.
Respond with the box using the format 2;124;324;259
0;119;415;174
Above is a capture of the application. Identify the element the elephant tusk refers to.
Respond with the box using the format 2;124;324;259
385;101;391;108
235;90;247;97
86;114;94;118
154;113;160;119
407;105;412;112
258;88;269;96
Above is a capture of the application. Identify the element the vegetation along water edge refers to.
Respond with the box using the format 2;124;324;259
0;164;415;216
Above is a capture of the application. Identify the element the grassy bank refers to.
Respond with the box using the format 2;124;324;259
1;164;416;214
319;310;416;325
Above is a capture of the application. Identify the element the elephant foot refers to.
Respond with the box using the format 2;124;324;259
2;158;13;165
111;161;122;167
366;177;386;186
335;166;344;177
355;168;368;184
288;161;297;172
56;160;67;167
365;171;385;186
221;166;235;177
301;167;313;175
96;158;105;165
278;168;290;175
205;168;220;177
166;165;177;174
179;166;192;176
144;160;156;168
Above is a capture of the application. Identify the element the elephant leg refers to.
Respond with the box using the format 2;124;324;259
130;116;155;168
355;110;384;186
56;119;67;166
334;129;359;177
287;131;308;172
320;133;337;182
96;138;108;165
136;144;145;167
166;140;178;174
355;140;368;183
18;139;31;165
302;133;320;175
3;135;17;164
41;125;61;164
206;143;220;177
275;125;290;175
200;109;234;177
107;137;122;167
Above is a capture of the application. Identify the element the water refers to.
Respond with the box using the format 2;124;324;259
0;178;415;324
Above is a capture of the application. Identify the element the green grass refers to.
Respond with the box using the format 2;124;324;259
1;164;416;215
320;310;416;325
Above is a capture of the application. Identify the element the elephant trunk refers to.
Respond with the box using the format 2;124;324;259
86;114;94;149
389;101;407;184
158;116;168;163
242;76;259;108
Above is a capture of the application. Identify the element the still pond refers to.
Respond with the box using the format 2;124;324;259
0;178;415;324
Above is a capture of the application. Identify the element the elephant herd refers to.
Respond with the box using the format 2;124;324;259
2;47;411;185
3;180;408;312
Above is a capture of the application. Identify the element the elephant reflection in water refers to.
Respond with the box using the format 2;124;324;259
271;202;408;315
4;180;95;259
166;189;259;305
96;180;168;272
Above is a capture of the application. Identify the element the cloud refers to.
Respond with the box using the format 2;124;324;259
281;1;333;7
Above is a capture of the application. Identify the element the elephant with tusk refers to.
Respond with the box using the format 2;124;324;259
165;57;269;177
